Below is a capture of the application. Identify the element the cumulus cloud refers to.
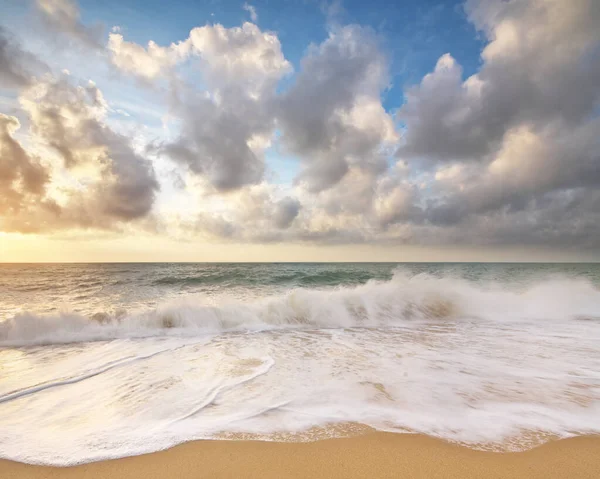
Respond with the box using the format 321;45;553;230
20;77;159;221
107;33;186;81
183;183;301;242
0;74;159;233
398;0;600;162
110;23;395;194
278;25;398;192
0;114;51;219
108;22;292;190
157;22;292;191
184;22;292;94
35;0;103;48
393;0;600;246
108;22;291;90
179;0;600;249
2;0;599;251
160;98;267;191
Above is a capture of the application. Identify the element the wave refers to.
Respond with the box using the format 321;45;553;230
152;269;385;287
1;272;600;346
153;271;245;286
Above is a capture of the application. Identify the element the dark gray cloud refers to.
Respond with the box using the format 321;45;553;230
421;119;600;226
482;189;600;249
421;188;600;249
94;131;159;221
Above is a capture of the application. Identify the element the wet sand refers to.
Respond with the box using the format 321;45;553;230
1;433;600;479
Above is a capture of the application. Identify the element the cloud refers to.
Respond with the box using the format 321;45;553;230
108;22;292;191
183;183;301;242
390;0;600;246
21;77;159;221
398;0;600;162
157;23;292;191
420;119;600;227
35;0;103;48
109;23;395;194
0;27;48;89
243;3;258;23
108;22;291;89
0;74;159;233
107;33;187;81
108;22;405;242
278;25;398;192
180;167;420;245
273;196;301;229
183;22;291;94
3;0;599;252
415;188;600;249
0;114;51;220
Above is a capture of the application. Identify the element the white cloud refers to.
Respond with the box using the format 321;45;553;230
392;0;600;245
243;3;258;22
2;0;600;251
107;32;187;81
155;23;292;191
0;74;159;233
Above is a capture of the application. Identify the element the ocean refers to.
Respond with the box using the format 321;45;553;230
1;262;600;465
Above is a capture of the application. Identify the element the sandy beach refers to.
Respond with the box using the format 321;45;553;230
2;433;600;479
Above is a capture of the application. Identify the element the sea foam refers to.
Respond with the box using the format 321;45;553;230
1;272;599;346
1;271;600;465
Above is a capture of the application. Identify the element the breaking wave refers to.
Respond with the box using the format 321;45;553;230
1;272;600;346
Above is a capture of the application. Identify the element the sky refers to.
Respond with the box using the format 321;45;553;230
0;0;599;262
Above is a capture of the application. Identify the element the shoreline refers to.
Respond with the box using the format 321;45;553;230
2;433;600;479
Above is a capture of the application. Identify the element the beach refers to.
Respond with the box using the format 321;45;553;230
2;263;600;467
2;0;600;474
2;433;600;479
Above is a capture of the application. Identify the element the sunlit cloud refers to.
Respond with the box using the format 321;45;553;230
0;0;599;259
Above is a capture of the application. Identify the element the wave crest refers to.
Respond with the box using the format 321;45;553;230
1;272;599;346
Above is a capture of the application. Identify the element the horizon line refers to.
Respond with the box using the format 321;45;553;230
1;261;598;265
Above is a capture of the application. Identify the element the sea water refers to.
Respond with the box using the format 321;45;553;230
1;262;600;465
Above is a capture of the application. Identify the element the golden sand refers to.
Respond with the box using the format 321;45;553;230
1;433;600;479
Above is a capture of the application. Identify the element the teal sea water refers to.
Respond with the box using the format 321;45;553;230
1;263;600;464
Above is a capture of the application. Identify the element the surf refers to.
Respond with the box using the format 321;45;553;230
2;272;599;346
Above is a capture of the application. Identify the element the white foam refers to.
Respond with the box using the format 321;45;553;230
1;273;599;346
1;274;600;465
